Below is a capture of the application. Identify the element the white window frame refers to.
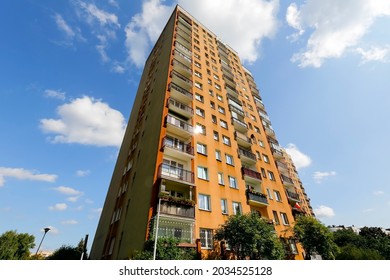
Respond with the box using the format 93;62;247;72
197;166;209;180
225;154;234;166
232;202;242;215
280;212;290;225
197;143;207;155
200;228;213;249
228;176;238;189
221;199;228;214
218;172;224;185
199;194;211;211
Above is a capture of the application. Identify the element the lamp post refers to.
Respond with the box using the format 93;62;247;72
35;227;50;256
152;197;161;260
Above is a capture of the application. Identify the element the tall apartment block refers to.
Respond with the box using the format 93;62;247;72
90;5;312;260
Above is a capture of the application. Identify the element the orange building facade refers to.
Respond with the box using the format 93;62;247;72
90;5;312;260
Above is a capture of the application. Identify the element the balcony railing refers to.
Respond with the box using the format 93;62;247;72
165;115;193;138
234;131;252;147
238;148;257;162
231;117;248;132
246;190;269;207
276;160;288;172
228;104;245;117
158;163;194;184
281;174;294;186
167;97;193;117
286;190;300;202
161;137;194;156
241;167;262;181
160;197;195;218
169;83;193;101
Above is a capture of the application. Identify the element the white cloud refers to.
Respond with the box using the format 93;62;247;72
0;167;57;187
61;219;78;225
356;46;390;64
373;190;385;196
39;96;126;147
67;196;80;202
313;171;336;183
76;1;120;28
44;89;66;100
76;169;90;177
53;186;82;196
49;203;68;211
314;205;335;218
287;0;390;67
54;13;75;38
125;0;279;67
284;143;312;170
108;0;119;9
363;208;375;213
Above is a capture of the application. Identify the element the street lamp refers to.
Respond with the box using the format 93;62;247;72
35;227;50;256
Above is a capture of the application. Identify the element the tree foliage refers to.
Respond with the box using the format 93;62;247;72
47;238;88;260
333;227;390;260
293;216;339;260
214;212;285;260
0;230;35;260
132;237;198;260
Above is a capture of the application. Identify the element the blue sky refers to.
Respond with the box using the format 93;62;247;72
1;0;390;253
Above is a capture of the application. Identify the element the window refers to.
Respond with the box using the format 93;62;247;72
280;212;290;225
210;101;215;109
213;74;219;80
196;107;205;117
218;106;225;114
195;123;206;135
220;119;228;129
268;171;275;181
274;190;282;201
221;199;228;214
254;126;260;133
195;93;204;102
262;154;270;163
194;53;200;59
215;83;221;90
222;135;231;146
256;151;261;160
211;115;217;123
267;188;273;200
232;202;242;215
273;211;280;225
218;172;224;185
215;150;222;161
287;239;298;254
228;176;238;189
195;81;203;89
209;89;214;96
261;168;267;178
225;154;234;166
250;114;256;121
197;143;207;155
217;94;223;102
194;70;202;78
258;140;265;147
197;166;209;180
198;194;211;211
207;78;212;85
200;228;213;249
213;131;219;141
194;61;201;68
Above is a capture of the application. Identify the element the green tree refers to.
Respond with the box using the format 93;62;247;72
0;230;35;260
47;238;88;260
336;244;384;260
133;237;198;260
293;216;339;260
214;212;285;260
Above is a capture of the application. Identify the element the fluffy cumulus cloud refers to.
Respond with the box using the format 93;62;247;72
284;143;311;170
0;167;57;187
53;186;83;196
287;0;390;67
39;96;126;147
125;0;279;67
356;46;390;64
49;203;68;211
313;171;336;183
314;205;335;218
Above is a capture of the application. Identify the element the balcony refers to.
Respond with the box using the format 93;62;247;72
167;98;193;119
238;147;257;165
231;117;248;133
250;86;260;96
155;215;195;245
171;70;192;92
271;147;284;159
281;174;294;187
259;110;270;122
286;190;300;205
172;50;192;69
177;19;192;34
254;97;265;110
175;32;192;50
165;114;193;139
276;160;288;173
172;59;192;79
169;83;193;104
225;84;239;98
241;167;262;183
158;163;194;185
161;136;194;159
228;104;245;117
175;40;192;57
175;26;191;42
159;196;195;219
223;75;236;89
246;190;269;208
234;131;252;148
264;126;275;137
